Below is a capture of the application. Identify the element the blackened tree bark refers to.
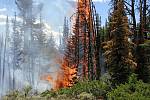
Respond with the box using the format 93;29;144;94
95;14;101;80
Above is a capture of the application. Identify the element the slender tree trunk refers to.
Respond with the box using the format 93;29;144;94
75;15;80;77
143;0;147;39
12;13;17;90
95;14;101;80
2;16;9;93
139;0;144;44
0;34;4;95
131;0;137;42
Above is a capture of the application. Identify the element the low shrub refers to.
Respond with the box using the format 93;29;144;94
107;74;150;100
57;80;110;99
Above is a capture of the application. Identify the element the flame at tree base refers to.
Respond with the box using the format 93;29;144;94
41;60;77;90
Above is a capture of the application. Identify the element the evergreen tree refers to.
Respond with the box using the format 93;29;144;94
12;13;23;90
102;0;137;85
59;17;69;54
62;17;69;52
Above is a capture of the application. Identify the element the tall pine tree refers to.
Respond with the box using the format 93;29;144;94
103;0;137;85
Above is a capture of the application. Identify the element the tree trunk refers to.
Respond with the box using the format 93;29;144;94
95;14;101;80
139;0;144;44
143;0;147;39
131;0;137;42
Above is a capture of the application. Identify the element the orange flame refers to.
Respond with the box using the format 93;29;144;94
41;59;77;90
41;0;97;90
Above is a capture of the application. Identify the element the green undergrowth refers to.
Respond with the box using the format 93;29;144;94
41;80;110;99
2;74;150;100
107;74;150;100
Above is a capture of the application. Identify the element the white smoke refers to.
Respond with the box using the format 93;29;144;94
68;0;110;2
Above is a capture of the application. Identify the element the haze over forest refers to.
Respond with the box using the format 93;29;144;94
0;0;150;99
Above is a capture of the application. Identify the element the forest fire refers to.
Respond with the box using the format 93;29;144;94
42;60;77;90
41;0;98;90
1;0;150;99
72;0;98;79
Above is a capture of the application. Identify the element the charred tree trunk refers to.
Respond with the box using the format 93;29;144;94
95;14;101;80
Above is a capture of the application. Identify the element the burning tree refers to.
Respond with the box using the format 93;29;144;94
43;0;101;89
72;0;101;80
42;36;77;90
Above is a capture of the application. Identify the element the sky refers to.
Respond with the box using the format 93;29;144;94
0;0;110;38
